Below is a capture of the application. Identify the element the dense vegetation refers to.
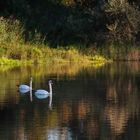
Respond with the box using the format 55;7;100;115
0;0;140;63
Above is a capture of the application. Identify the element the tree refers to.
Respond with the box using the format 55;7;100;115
105;0;140;43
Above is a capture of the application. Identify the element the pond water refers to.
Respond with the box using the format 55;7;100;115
0;62;139;140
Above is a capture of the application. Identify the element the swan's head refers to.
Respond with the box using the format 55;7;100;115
30;77;33;81
48;80;53;85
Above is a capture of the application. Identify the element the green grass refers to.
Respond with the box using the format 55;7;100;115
0;42;111;67
1;16;139;69
0;58;21;65
0;57;32;65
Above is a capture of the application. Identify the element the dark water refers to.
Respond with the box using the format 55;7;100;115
0;62;139;140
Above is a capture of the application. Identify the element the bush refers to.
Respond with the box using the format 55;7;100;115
105;0;140;43
0;17;24;46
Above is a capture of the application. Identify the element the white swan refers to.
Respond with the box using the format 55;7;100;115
35;80;53;109
19;77;32;92
35;80;52;96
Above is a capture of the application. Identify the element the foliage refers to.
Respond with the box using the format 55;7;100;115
1;0;140;45
0;0;140;63
105;0;140;43
0;17;23;45
0;57;23;65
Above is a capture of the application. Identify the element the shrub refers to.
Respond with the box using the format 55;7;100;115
0;17;24;46
105;0;140;43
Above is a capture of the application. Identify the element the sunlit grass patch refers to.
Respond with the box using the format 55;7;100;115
0;58;21;65
91;55;107;61
0;57;32;66
0;45;111;67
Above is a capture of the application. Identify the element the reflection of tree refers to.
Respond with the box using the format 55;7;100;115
59;101;72;124
105;69;140;136
105;105;129;135
86;116;99;139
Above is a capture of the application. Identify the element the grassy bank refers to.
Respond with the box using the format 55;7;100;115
0;17;140;68
0;17;110;66
0;43;110;66
97;44;140;61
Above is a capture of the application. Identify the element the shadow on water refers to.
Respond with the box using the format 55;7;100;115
0;62;139;139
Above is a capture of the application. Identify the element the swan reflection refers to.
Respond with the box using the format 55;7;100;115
30;89;33;102
35;92;52;110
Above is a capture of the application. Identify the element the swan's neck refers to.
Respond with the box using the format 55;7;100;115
30;79;32;89
49;83;52;94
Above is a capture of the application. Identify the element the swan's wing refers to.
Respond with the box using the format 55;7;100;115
19;88;29;94
35;89;49;95
35;93;49;99
19;85;30;90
